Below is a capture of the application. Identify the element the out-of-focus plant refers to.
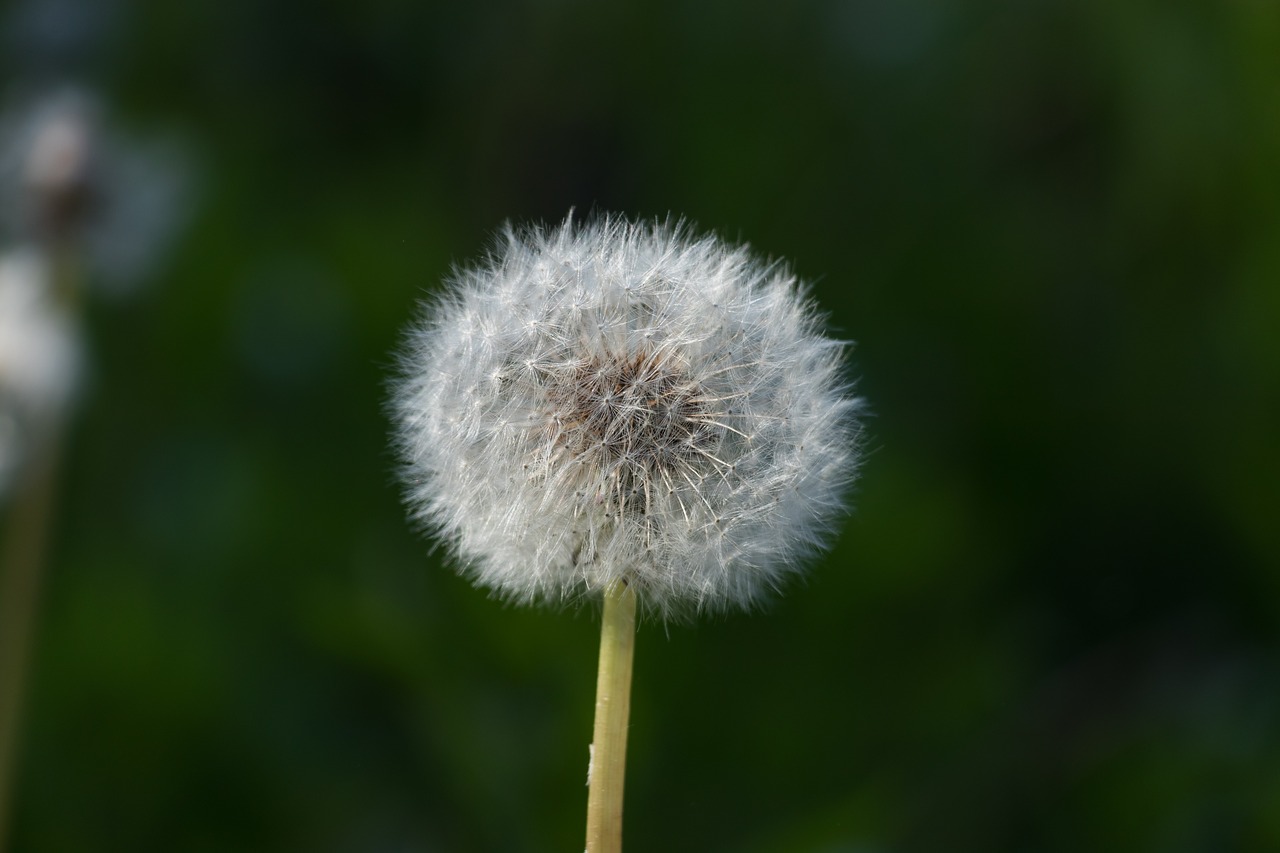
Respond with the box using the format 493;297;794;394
0;87;192;850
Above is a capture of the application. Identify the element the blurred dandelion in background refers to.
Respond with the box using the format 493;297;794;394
0;19;195;841
0;88;194;294
0;249;81;499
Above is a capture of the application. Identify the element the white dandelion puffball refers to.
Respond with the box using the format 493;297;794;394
393;215;861;618
0;248;82;497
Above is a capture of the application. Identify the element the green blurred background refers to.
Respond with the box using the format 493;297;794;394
3;0;1279;850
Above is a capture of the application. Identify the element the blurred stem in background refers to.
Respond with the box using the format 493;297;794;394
0;315;71;851
0;97;91;852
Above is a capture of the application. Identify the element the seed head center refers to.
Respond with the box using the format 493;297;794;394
549;349;716;472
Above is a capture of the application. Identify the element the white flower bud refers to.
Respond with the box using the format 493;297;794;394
392;215;861;618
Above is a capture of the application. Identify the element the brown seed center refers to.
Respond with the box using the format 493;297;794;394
546;349;717;474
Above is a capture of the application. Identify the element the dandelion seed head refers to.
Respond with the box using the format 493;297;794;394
393;214;861;618
0;87;194;293
0;248;82;497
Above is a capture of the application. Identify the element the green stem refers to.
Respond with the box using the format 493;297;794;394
0;244;77;852
585;579;637;853
0;427;63;852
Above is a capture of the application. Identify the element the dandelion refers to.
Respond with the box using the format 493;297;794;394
0;249;81;497
0;91;94;849
391;213;861;851
0;88;194;293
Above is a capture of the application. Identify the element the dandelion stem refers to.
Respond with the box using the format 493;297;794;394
585;579;637;853
0;246;78;853
0;394;67;853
